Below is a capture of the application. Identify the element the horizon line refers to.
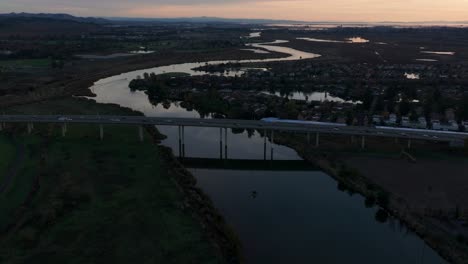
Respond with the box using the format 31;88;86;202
3;12;468;24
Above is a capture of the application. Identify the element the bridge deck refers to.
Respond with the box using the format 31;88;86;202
0;115;466;143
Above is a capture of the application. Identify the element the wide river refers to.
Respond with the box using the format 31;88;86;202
88;39;447;263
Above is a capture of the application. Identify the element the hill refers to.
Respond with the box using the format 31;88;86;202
0;13;108;24
0;13;106;37
107;16;305;25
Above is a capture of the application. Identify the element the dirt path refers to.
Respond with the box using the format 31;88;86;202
0;139;25;194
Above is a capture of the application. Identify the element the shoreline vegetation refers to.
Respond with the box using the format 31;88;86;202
271;133;468;264
0;48;284;109
0;97;242;263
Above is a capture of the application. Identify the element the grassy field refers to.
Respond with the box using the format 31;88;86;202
0;135;16;182
0;135;39;229
0;59;51;68
0;98;224;264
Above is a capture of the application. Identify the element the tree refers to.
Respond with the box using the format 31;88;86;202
284;101;299;119
456;95;468;122
375;209;389;223
409;109;418;122
399;96;411;116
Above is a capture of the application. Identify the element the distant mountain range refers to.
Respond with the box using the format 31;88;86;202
106;16;468;25
1;13;467;26
0;13;303;25
0;13;104;37
106;16;306;24
0;13;108;24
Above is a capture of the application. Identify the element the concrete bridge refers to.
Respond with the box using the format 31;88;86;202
0;115;466;159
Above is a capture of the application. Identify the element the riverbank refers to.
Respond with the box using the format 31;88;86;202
0;97;242;263
272;132;468;264
0;48;285;108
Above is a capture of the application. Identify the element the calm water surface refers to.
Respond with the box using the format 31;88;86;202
297;37;370;43
87;40;448;264
193;169;446;264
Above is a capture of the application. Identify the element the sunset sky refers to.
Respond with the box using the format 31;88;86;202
2;0;468;22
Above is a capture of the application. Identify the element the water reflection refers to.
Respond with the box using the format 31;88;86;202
404;73;420;80
241;48;271;54
416;59;438;62
347;37;370;43
245;32;262;38
160;124;300;160
130;50;155;54
297;37;370;43
297;37;345;43
193;169;447;264
421;51;455;55
262;91;361;104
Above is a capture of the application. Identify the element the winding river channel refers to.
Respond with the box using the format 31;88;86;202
88;39;448;263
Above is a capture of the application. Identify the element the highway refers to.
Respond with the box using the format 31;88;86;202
0;115;467;144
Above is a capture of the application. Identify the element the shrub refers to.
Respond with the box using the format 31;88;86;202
337;182;347;192
365;196;376;208
375;209;389;223
338;167;360;179
377;191;390;207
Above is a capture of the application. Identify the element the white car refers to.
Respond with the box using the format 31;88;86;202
58;117;72;121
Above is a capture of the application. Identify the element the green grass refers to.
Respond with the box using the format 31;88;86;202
0;134;16;182
0;135;40;229
5;97;140;116
0;59;51;68
0;98;224;264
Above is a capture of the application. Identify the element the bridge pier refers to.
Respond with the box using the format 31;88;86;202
224;128;228;160
182;126;185;158
138;126;144;142
264;129;267;161
61;123;67;137
315;132;320;147
219;128;223;160
27;123;33;134
361;136;366;149
178;126;182;157
271;130;275;161
99;124;104;140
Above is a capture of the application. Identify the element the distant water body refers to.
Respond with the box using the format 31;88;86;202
269;22;468;29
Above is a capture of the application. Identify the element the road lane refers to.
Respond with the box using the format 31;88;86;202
0;115;466;144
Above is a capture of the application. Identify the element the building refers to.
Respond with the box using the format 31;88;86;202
386;114;397;126
372;115;382;124
401;116;410;127
417;117;427;129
